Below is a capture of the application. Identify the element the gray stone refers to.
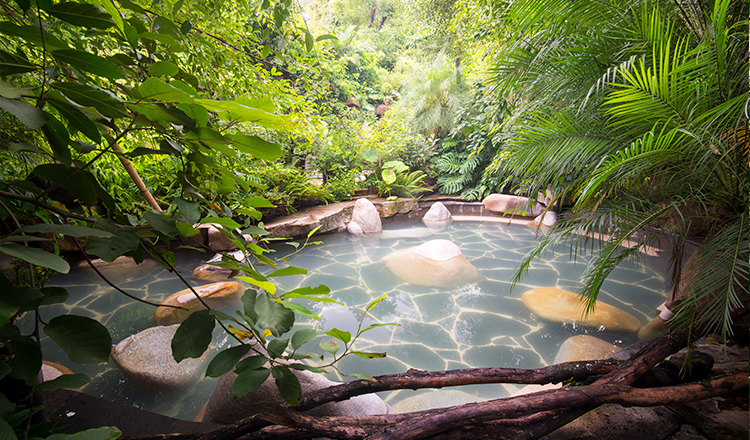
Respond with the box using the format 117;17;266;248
202;353;392;424
534;210;558;227
483;194;543;217
111;325;208;390
666;424;709;440
547;404;682;440
673;399;749;440
348;198;382;235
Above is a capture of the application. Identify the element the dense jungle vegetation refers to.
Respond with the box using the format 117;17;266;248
0;0;746;438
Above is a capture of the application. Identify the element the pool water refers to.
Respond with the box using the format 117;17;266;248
36;218;669;419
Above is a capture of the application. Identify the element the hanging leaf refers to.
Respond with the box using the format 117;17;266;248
51;82;128;118
6;336;42;384
320;340;339;355
254;292;294;336
171;310;215;362
175;197;201;224
33;373;90;391
0;49;36;75
85;226;139;262
303;28;314;52
291;328;317;350
204;344;250;377
350;351;387;359
44;315;112;364
266;338;288;358
272;366;301;406
47;100;101;143
228;134;283;161
143;211;179;237
0;97;46;129
99;0;124;31
180;19;192;35
17;223;113;237
46;2;116;29
0;80;33;99
231;367;270;398
0;244;69;274
199;216;240;229
51;49;124;80
236;276;276;295
234;355;268;374
148;60;179;76
195;99;286;127
268;266;307;277
325;328;351;344
41;112;71;166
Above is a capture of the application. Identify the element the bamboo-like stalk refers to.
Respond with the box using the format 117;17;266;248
111;143;162;212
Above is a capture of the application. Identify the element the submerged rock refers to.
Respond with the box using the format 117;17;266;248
348;198;382;235
41;361;74;383
381;239;480;287
155;281;245;325
522;288;641;332
483;194;543;217
553;335;621;364
111;325;208;390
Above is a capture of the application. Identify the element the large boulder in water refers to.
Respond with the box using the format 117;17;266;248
483;194;543;217
422;202;452;221
202;354;393;424
553;335;621;363
381;239;480;287
155;281;245;325
522;288;641;332
347;198;382;235
111;325;208;390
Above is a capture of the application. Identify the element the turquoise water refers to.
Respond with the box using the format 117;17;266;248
36;219;669;418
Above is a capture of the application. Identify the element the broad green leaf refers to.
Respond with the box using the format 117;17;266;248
41;112;71;166
227;133;283;160
279;301;319;320
234;355;267;374
325;328;351;344
0;97;46;129
303;28;313;52
40;286;69;305
51;82;128;118
272;366;301;406
17;223;113;237
360;322;400;333
175;197;201;224
254;292;294;337
138;77;193;103
231;367;270;398
44;315;111;364
51;50;124;80
361;148;379;162
291;328;316;350
0;361;10;380
153;16;181;38
6;336;42;384
186;127;232;154
143;211;179;237
46;2;116;29
85;227;139;262
316;34;338;41
176;221;199;238
0;274;20;325
0;22;69;50
236;276;276;295
47;99;101;143
241;290;259;323
149;60;179;76
199;216;241;229
351;351;386;359
208;309;236;322
205;345;250;377
242;196;275;208
0;420;15;440
171;310;215;362
307;225;322;238
366;294;388;312
268;266;307;277
100;0;124;31
0;80;33;99
34;373;90;391
0;49;36;75
195;99;285;126
0;235;50;243
180;19;192;35
266;338;288;358
281;285;331;297
320;340;339;355
126;147;170;158
0;244;69;274
47;426;122;440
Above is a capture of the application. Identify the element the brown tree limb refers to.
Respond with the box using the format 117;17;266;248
294;359;619;411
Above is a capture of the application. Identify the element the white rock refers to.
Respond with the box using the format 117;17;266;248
381;239;480;287
348;198;382;235
534;211;558;227
483;194;543;217
423;202;452;221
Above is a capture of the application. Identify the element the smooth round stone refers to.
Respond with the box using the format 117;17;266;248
534;211;558;227
522;288;641;332
155;281;245;325
422;202;452;221
111;324;208;390
348;198;382;235
553;335;621;363
381;240;480;287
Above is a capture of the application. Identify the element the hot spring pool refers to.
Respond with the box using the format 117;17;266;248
35;217;670;419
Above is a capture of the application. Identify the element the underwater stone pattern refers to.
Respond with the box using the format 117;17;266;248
36;219;669;418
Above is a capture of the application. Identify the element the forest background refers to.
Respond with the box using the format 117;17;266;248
0;0;747;438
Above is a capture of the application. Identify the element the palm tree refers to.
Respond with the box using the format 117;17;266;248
490;0;748;340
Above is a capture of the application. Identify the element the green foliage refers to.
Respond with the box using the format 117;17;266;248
377;160;429;198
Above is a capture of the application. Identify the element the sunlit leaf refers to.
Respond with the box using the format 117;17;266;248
51;49;124;79
268;266;307;277
351;351;386;359
320;340;339;355
0;49;36;75
227;133;284;160
325;328;351;344
46;2;116;29
366;294;388;312
0;97;46;129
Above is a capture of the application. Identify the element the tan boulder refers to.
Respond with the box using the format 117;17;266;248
381;239;480;287
41;361;74;382
553;335;621;364
522;288;641;332
483;194;543;217
155;281;245;325
348;198;382;235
